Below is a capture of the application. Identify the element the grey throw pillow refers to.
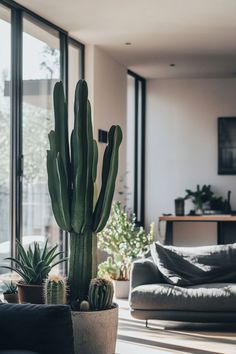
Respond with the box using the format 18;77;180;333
151;242;236;286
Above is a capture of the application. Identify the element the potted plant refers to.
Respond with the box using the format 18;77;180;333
3;240;67;304
46;80;122;354
98;201;154;298
3;281;19;303
185;184;214;215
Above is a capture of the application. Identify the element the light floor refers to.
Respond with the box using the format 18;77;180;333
116;299;236;354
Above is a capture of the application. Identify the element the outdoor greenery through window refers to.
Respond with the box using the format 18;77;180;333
0;2;84;286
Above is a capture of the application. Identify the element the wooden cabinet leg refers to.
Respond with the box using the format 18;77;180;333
165;221;173;245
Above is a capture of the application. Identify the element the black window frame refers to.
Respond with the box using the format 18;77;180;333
0;0;85;264
127;69;146;226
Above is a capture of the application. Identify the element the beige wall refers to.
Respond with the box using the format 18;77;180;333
85;45;127;200
85;45;127;263
146;78;236;246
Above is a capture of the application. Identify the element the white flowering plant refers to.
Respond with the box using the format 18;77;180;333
98;201;154;280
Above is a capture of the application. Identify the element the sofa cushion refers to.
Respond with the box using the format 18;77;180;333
130;282;236;311
151;242;236;286
0;304;74;354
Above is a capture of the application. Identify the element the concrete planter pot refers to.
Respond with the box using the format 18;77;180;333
72;304;118;354
113;280;130;299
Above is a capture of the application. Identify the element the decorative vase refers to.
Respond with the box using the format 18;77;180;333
17;283;44;304
174;198;185;216
113;280;130;299
72;304;118;354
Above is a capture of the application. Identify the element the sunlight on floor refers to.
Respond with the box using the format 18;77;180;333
116;299;236;354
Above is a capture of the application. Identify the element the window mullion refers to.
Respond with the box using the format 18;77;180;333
10;7;22;258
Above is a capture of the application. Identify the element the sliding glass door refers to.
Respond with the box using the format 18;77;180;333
127;70;146;226
0;1;84;282
22;17;61;249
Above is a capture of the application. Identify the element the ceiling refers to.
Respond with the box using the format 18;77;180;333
17;0;236;79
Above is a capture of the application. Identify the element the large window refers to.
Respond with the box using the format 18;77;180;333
22;17;60;250
127;70;146;226
0;1;84;281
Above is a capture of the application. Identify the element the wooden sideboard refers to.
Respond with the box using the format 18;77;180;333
159;215;236;245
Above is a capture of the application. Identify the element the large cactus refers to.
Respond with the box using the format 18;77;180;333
47;80;122;303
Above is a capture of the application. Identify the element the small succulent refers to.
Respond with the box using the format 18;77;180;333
2;240;67;285
44;275;67;304
3;281;18;295
80;300;90;311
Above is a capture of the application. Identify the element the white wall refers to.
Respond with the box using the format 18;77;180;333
146;78;236;245
85;45;127;263
85;45;127;200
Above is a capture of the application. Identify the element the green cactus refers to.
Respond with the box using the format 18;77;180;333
44;275;67;304
88;278;114;310
47;80;122;303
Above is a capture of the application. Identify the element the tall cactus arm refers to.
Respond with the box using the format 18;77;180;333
92;140;98;183
92;140;99;209
71;81;93;233
47;151;70;231
53;82;70;186
83;100;94;231
93;125;122;233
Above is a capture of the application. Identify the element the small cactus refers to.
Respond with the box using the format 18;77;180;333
80;300;90;311
44;275;67;304
88;278;114;310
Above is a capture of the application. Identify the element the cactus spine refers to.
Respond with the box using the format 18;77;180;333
44;275;67;304
47;80;122;303
88;278;114;310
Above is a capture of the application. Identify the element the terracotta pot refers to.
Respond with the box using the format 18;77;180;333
72;304;118;354
17;283;44;304
3;293;19;304
113;280;130;299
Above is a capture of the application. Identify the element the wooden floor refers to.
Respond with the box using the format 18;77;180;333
116;299;236;354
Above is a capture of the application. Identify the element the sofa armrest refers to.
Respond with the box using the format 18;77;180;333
0;304;74;354
130;257;163;291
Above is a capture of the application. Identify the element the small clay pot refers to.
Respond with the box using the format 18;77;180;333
17;283;44;304
3;293;19;303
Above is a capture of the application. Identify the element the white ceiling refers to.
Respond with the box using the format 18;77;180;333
17;0;236;79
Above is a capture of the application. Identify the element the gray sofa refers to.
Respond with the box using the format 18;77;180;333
129;255;236;323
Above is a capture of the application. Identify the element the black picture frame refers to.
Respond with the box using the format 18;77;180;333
218;117;236;175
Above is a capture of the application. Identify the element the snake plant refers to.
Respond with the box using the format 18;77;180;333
47;80;122;303
3;240;67;285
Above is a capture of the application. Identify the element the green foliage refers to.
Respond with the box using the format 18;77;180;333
98;201;155;280
185;184;213;208
44;275;67;304
88;278;114;310
185;184;230;212
47;80;122;302
3;281;18;295
3;240;67;285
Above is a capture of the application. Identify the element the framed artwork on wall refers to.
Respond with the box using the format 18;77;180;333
218;117;236;175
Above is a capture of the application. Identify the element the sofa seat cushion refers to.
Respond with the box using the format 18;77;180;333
130;282;236;311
